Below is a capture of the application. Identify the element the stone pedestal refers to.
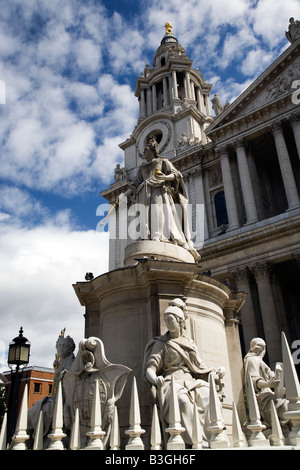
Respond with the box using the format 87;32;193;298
124;240;196;266
73;250;246;448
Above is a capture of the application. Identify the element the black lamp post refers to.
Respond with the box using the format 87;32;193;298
7;327;31;444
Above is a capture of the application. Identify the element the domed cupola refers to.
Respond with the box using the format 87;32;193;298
153;22;190;70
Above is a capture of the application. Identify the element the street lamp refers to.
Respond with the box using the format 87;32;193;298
7;327;31;444
8;327;31;368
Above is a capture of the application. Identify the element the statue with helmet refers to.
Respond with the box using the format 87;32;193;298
143;298;225;446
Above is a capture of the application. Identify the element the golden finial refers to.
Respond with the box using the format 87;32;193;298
59;328;66;338
164;22;173;35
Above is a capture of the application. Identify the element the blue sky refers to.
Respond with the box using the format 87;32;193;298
0;0;298;370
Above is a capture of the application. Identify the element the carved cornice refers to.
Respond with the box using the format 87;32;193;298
200;213;300;264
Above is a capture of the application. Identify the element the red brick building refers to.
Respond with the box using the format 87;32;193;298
3;366;54;410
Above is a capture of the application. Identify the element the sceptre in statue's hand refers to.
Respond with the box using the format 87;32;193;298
100;192;128;227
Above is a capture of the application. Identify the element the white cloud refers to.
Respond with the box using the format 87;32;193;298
250;0;300;45
75;38;102;72
0;186;47;221
0;183;109;372
37;22;71;68
240;47;275;77
0;219;109;372
220;27;259;70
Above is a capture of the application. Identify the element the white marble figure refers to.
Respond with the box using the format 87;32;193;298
244;337;290;433
211;94;224;116
143;298;225;446
285;17;300;44
124;135;199;261
63;337;132;448
27;333;75;447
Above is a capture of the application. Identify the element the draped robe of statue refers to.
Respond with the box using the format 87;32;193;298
143;331;214;445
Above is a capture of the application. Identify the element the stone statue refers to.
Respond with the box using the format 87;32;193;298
114;163;127;182
124;135;199;260
244;337;290;432
63;337;132;448
27;332;76;447
143;298;225;446
285;17;300;44
211;94;224;116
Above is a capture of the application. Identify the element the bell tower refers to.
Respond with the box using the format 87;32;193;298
121;22;213;173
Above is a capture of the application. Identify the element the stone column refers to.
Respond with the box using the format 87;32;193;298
163;77;168;106
190;80;195;101
146;87;152;116
140;88;146;118
172;70;178;99
152;83;157;113
272;121;300;210
290;113;300;160
168;75;173;103
204;93;211;116
232;267;258;352
250;262;282;367
196;87;202;113
218;146;240;230
184;71;192;100
235;139;258;225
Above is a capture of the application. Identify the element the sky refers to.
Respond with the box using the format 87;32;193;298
0;0;299;372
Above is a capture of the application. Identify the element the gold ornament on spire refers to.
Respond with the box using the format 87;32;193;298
164;22;173;35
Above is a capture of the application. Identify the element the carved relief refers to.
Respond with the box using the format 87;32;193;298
207;166;222;188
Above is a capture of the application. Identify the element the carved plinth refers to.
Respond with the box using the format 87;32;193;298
124;240;196;266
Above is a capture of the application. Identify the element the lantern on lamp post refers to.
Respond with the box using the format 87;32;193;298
7;327;31;444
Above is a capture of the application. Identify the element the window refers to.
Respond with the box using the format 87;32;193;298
214;191;228;227
34;382;41;393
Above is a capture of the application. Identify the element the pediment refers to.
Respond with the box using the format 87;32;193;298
206;39;300;135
